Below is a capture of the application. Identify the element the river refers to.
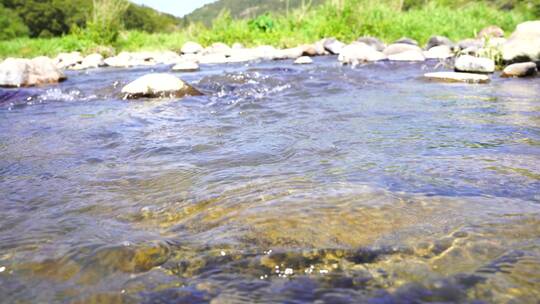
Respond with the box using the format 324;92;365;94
0;57;539;303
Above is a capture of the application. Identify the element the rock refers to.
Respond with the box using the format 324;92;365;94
0;57;66;87
388;50;425;61
274;47;304;60
394;37;418;46
54;52;83;69
294;56;313;64
104;52;133;67
502;21;540;62
172;61;199;72
301;42;326;57
424;72;490;84
357;37;386;52
454;55;495;73
227;49;260;63
338;42;386;65
252;45;278;60
322;38;345;55
121;73;202;99
424;45;454;59
477;25;505;39
457;39;484;50
181;41;203;54
82;53;105;69
383;43;423;56
426;36;454;50
501;62;538;77
155;51;182;64
206;42;232;56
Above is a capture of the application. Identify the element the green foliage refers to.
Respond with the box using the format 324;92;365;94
248;14;276;32
0;4;29;40
85;0;129;44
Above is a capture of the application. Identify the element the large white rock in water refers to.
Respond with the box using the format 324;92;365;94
274;47;304;60
121;73;202;99
80;53;105;69
104;52;133;67
0;57;66;87
454;55;495;73
357;37;386;52
172;61;199;72
181;41;203;54
502;21;540;62
383;43;423;56
424;72;490;84
338;42;386;65
294;56;313;64
388;50;425;61
425;36;454;50
501;62;538;78
424;45;453;59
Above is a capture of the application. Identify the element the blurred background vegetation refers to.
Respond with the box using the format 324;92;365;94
0;0;538;58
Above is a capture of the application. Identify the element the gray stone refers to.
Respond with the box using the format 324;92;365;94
454;55;495;73
383;43;423;56
357;37;386;52
501;62;538;77
424;72;490;83
338;42;386;66
0;57;66;87
502;21;540;62
294;56;313;64
388;50;425;61
181;41;203;54
424;45;454;59
121;73;202;99
426;36;454;50
394;37;418;46
457;39;484;50
54;52;83;69
172;61;199;72
322;38;345;55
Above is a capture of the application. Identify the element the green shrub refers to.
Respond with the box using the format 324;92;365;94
85;0;129;45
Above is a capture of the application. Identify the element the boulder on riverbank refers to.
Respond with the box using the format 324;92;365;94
501;62;538;78
322;38;345;55
181;41;203;55
357;37;386;52
394;37;419;46
502;21;540;62
426;36;454;50
54;52;83;69
454;55;495;73
338;42;386;65
424;45;453;59
388;50;425;61
424;72;490;84
0;57;66;87
383;43;423;56
121;73;202;99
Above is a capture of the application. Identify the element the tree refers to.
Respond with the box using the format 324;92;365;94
0;4;29;40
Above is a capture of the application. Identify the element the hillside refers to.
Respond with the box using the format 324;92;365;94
185;0;327;25
0;0;183;40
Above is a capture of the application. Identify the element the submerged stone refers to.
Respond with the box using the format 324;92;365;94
424;72;490;83
121;73;202;99
294;56;313;64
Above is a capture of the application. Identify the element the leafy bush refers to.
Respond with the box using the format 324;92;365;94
249;14;276;32
0;4;29;40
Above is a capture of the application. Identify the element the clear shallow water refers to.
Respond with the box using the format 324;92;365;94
0;57;539;303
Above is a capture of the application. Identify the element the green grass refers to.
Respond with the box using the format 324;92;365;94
0;0;534;59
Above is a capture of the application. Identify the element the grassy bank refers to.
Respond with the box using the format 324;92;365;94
0;1;534;59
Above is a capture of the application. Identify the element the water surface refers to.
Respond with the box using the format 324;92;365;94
0;57;539;303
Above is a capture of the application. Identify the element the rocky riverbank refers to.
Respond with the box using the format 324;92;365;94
0;21;538;97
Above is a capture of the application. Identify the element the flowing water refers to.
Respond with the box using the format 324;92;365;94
0;57;539;303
